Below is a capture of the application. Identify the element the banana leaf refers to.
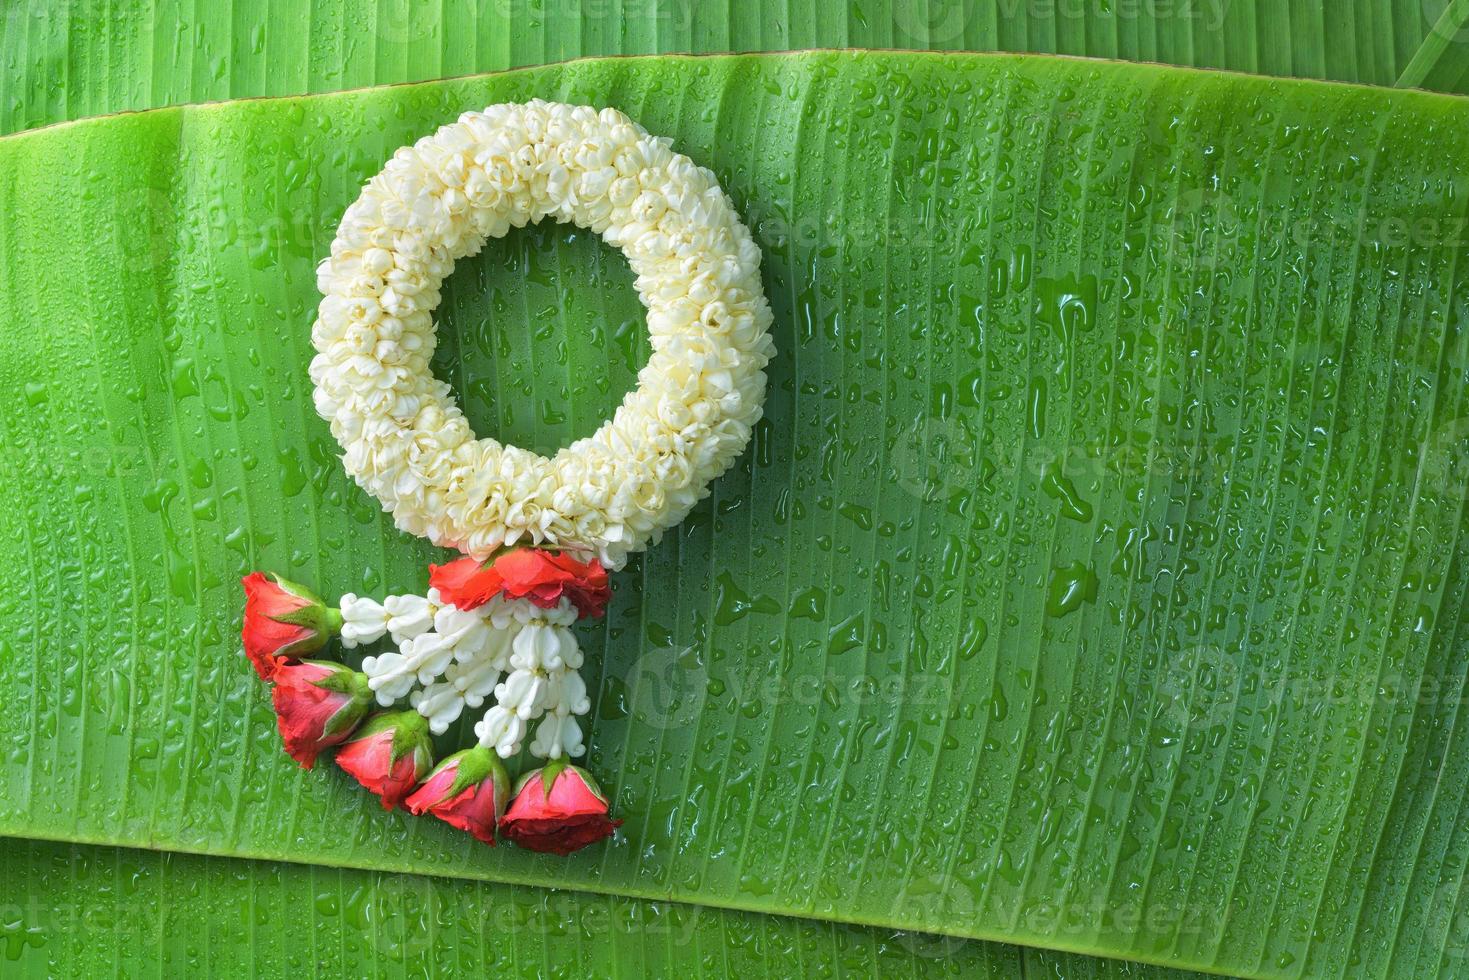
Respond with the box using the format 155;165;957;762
1;51;1466;978
2;836;1021;977
5;0;1469;138
2;834;1219;978
6;2;1411;977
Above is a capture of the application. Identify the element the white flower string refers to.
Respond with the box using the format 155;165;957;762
342;587;590;758
310;99;775;570
243;101;770;853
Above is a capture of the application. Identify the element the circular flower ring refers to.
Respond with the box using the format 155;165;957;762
310;100;775;569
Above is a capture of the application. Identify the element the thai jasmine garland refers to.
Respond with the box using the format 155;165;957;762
240;100;771;855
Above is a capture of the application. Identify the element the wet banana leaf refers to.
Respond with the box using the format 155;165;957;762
5;0;1469;137
0;837;1013;977
1;50;1468;979
0;2;1358;977
2;835;1216;978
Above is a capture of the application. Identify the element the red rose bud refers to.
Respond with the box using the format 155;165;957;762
498;759;622;855
405;746;510;844
430;549;610;618
270;661;373;770
335;710;433;810
241;571;342;679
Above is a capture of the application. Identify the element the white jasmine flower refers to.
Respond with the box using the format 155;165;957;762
361;621;458;704
360;651;417;705
544;668;590;718
410;683;466;735
510;621;575;672
495;668;548;719
410;641;507;734
405;631;457;684
383;592;436;643
475;704;526;757
446;653;504;706
530;713;585;759
339;593;390;648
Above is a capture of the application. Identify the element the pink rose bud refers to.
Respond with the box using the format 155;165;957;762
269;661;373;769
405;746;510;844
335;710;433;810
499;759;621;855
241;572;342;679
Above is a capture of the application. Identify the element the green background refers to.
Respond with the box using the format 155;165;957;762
2;3;1469;978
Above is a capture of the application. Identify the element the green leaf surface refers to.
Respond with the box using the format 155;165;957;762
0;834;1217;978
5;0;1469;138
1;836;1033;978
1;50;1468;979
7;4;1466;978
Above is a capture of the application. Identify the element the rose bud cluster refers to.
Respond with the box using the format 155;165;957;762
430;550;610;618
242;572;379;777
239;556;622;854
